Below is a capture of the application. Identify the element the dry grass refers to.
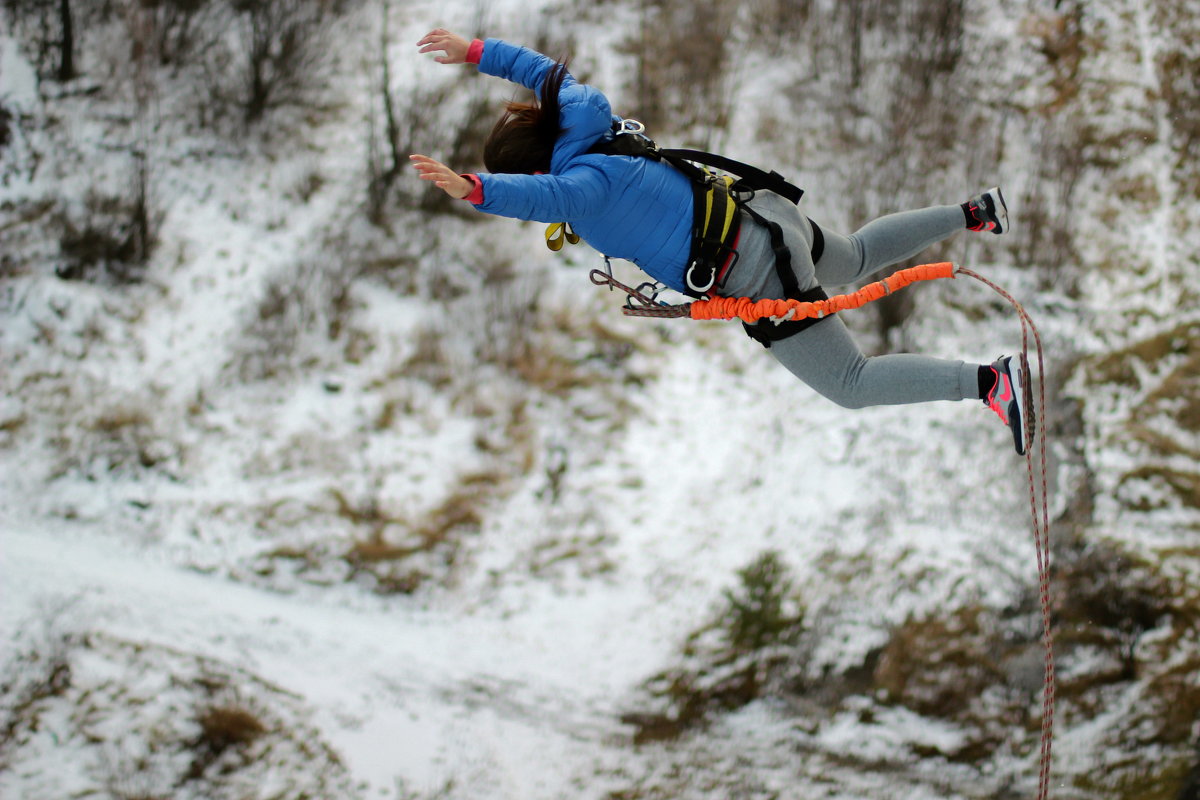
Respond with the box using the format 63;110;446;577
1086;320;1200;511
184;698;270;781
1020;7;1089;115
46;396;175;480
1154;2;1200;199
339;479;496;595
193;704;267;752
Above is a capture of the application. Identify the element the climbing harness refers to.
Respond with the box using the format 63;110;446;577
550;118;829;345
588;120;811;308
593;260;1057;800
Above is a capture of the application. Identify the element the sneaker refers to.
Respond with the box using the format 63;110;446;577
985;355;1034;455
965;187;1009;234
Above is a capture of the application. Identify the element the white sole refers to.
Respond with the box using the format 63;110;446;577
1010;358;1028;455
989;187;1009;234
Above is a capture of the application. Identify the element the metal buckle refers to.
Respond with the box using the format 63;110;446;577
685;260;716;295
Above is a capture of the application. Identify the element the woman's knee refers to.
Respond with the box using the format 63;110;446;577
818;384;871;410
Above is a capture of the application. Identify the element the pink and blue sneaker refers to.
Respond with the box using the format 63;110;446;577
986;355;1034;455
965;187;1009;234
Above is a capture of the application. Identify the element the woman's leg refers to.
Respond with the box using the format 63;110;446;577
724;196;984;409
814;205;965;286
768;315;982;408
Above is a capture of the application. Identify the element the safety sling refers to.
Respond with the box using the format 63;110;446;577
587;122;832;347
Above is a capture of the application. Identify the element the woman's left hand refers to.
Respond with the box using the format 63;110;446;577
409;154;473;199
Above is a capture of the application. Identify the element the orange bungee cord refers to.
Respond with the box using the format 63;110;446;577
589;261;957;323
689;261;956;324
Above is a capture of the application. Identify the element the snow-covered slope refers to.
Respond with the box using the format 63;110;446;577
3;1;1198;799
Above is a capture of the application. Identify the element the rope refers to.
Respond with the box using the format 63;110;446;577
957;267;1055;800
593;259;1057;798
588;269;691;317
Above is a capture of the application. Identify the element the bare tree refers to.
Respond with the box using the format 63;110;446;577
231;0;328;124
3;0;78;80
57;0;73;80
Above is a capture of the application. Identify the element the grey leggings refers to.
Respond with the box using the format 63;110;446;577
718;192;982;409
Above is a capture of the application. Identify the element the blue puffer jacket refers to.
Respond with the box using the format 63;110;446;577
473;39;695;292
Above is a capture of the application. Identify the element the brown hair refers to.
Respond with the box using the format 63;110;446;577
483;61;570;175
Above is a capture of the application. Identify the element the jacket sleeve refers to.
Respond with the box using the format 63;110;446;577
475;160;613;223
476;39;614;169
477;38;560;94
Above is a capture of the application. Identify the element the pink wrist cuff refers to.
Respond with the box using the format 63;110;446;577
467;39;484;65
462;174;484;204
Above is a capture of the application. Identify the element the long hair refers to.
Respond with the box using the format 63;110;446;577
483;61;570;175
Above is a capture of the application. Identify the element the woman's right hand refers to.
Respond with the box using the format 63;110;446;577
417;29;471;65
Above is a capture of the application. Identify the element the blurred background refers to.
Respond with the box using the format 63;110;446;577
2;1;1198;798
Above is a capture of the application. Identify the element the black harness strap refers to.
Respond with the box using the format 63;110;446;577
684;176;742;296
660;148;804;205
809;217;825;265
592;133;803;205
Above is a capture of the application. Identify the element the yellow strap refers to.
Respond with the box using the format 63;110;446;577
545;222;581;252
702;181;715;237
718;175;736;240
699;174;738;244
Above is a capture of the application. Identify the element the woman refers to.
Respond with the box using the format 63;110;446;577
410;29;1031;454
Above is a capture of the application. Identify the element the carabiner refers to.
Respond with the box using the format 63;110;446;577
618;119;646;136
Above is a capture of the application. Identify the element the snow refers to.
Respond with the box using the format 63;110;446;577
0;36;37;109
3;1;1199;798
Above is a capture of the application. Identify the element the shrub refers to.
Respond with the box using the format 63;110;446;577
0;634;74;758
55;164;159;285
185;703;268;781
623;551;807;743
230;257;356;382
0;599;81;765
873;606;1009;720
107;0;344;135
368;77;494;221
140;0;215;70
719;550;803;653
0;103;11;154
48;395;178;480
3;0;81;81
